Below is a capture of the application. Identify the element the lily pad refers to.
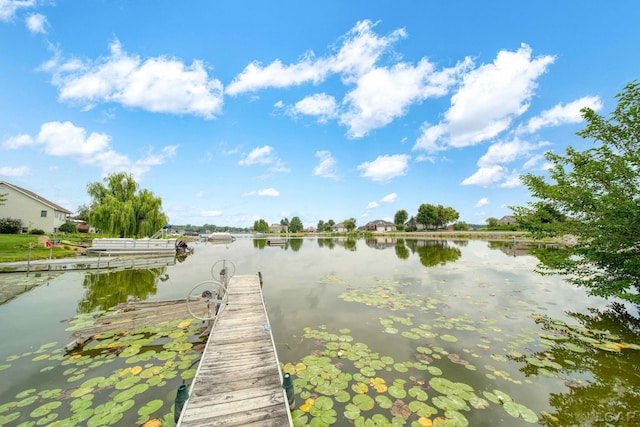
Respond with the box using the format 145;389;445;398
503;401;538;422
352;394;375;411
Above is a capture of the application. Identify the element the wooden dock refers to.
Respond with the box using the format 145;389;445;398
177;274;293;427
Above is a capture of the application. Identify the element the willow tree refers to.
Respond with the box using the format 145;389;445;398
513;81;640;304
87;173;168;237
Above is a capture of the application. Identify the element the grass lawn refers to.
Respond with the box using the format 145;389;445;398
0;233;91;263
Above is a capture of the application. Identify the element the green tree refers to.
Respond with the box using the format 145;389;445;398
343;217;356;232
325;219;335;232
280;217;289;233
485;217;499;228
317;220;325;232
87;173;168;237
435;205;459;228
75;204;90;222
513;81;640;304
452;221;470;231
416;203;438;229
253;219;269;233
289;216;303;233
394;209;408;227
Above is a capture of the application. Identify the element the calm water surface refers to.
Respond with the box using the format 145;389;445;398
0;237;638;426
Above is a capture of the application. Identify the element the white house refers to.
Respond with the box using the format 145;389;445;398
364;219;396;233
0;181;72;233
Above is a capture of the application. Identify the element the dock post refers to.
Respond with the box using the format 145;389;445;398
258;271;263;287
282;372;295;409
174;384;189;423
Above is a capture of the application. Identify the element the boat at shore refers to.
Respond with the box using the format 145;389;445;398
207;232;236;243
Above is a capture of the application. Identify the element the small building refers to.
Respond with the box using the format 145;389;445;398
332;222;347;232
305;226;316;233
0;181;72;233
499;215;517;226
364;219;396;233
269;223;287;233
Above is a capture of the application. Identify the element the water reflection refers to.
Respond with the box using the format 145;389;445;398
78;267;166;313
530;303;640;426
406;239;462;267
1;238;639;427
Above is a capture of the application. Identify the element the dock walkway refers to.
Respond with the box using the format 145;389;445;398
177;274;293;427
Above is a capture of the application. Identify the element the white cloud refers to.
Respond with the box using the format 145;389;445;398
195;191;204;198
366;201;379;209
414;44;555;152
499;171;522;188
341;58;471;138
0;165;30;176
2;121;176;179
523;96;603;133
226;20;404;95
461;165;505;187
477;138;544;167
45;40;223;118
475;197;489;208
357;154;410;182
245;188;280;197
291;93;337;122
238;145;275;165
2;133;33;148
380;193;397;203
36;121;110;157
0;0;35;21
312;150;338;179
25;12;45;33
201;210;222;217
463;137;549;187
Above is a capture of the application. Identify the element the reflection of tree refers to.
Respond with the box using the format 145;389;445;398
253;239;267;249
452;240;469;247
521;303;640;426
289;238;303;252
343;238;357;251
395;239;410;260
317;238;335;249
78;267;165;313
414;241;461;267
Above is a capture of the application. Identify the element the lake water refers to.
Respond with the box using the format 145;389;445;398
0;237;639;426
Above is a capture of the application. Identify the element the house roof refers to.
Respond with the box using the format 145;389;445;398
0;181;72;214
366;219;395;227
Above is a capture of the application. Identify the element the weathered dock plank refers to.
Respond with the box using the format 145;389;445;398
177;274;292;427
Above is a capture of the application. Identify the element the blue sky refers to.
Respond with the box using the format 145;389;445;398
1;1;638;229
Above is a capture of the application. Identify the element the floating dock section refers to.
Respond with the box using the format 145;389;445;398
177;274;293;427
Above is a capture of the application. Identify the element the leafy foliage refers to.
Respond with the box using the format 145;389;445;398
343;218;356;232
0;192;6;205
0;217;22;234
253;218;269;233
289;216;304;233
59;222;78;233
28;228;45;235
87;173;168;238
394;209;408;227
514;81;640;303
416;204;459;229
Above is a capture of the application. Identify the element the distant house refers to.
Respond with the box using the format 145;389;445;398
404;216;426;231
499;215;517;226
305;226;316;233
0;181;72;233
332;222;347;232
364;219;396;233
270;223;286;233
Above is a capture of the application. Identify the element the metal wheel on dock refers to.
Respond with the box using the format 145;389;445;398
186;280;228;321
210;259;235;286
